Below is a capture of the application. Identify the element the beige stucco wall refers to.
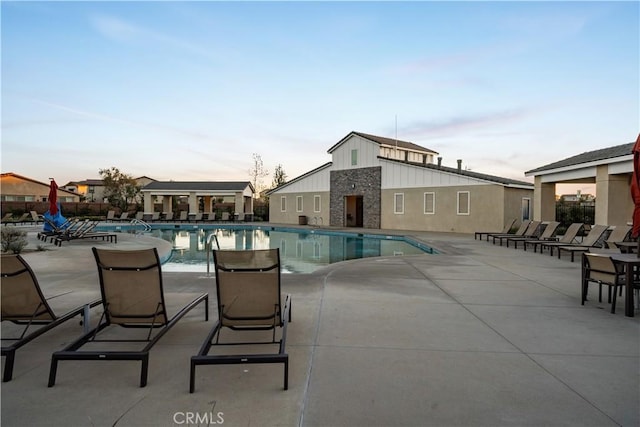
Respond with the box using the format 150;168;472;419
268;192;330;225
1;175;80;202
380;185;516;233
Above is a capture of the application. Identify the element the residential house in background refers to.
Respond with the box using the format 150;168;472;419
1;173;81;202
267;131;534;233
63;176;155;203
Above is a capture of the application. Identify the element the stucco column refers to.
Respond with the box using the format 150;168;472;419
533;177;556;221
162;196;172;213
234;192;243;214
143;193;153;212
188;192;198;213
595;165;631;226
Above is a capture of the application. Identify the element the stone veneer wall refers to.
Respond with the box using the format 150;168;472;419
330;167;381;228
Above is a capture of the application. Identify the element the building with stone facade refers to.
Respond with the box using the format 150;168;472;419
267;131;534;233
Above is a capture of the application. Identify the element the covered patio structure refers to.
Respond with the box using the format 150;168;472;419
140;181;254;216
525;142;634;226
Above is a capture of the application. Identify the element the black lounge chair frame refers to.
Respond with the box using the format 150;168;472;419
190;248;291;393
47;247;209;388
1;254;101;382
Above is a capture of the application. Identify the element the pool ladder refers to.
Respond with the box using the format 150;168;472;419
205;232;221;276
129;218;151;233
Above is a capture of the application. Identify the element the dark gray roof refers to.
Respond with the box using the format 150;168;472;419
328;131;438;154
142;181;252;191
382;157;534;187
525;142;634;174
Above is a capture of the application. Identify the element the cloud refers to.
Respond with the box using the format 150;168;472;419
399;108;532;139
89;14;224;62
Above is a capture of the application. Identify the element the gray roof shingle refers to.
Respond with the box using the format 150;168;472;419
525;142;634;174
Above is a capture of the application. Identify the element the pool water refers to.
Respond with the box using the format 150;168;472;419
107;225;436;274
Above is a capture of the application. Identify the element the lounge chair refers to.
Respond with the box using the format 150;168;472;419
493;221;541;246
524;222;584;253
1;213;14;224
486;220;531;243
29;211;43;225
190;248;292;393
163;212;174;222
190;213;203;223
177;211;188;222
474;219;517;240
48;247;209;387
3;213;30;226
603;225;632;249
105;210;116;222
505;221;560;249
581;253;626;313
556;225;613;262
115;212;129;222
150;212;161;222
135;211;144;220
1;254;100;382
221;212;231;222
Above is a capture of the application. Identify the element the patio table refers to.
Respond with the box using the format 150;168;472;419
609;253;640;317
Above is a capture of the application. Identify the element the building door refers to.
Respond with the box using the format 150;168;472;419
345;196;363;227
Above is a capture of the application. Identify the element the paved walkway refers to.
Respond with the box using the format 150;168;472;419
1;226;638;426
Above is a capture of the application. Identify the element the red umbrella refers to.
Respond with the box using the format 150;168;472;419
48;179;59;216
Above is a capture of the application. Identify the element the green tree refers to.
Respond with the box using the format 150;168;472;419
99;167;141;212
272;164;287;188
248;153;269;199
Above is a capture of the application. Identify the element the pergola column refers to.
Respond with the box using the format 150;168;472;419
595;165;631;226
162;196;173;213
188;192;198;213
533;176;556;221
143;193;154;212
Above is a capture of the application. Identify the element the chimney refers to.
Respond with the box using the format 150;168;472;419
437;157;442;168
457;159;462;171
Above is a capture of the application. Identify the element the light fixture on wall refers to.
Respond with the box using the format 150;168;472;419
351;183;356;189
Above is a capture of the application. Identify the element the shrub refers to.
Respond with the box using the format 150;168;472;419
1;226;28;254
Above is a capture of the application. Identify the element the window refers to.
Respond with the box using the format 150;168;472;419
394;193;404;214
351;149;358;166
424;192;435;214
522;198;531;221
314;195;321;212
280;196;287;212
457;191;470;215
296;196;303;212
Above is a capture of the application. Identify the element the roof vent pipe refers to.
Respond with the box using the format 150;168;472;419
437;157;442;168
457;159;462;171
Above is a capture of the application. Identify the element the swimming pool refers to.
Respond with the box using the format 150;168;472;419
99;224;436;273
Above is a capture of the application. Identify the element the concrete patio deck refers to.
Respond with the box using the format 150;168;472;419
1;226;638;426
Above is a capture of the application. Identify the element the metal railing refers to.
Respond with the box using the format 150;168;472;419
205;232;221;276
129;218;151;232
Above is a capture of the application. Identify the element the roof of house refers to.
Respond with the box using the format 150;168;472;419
265;162;333;195
525;142;634;175
382;157;534;188
142;181;253;192
327;131;438;155
1;173;81;196
64;179;104;186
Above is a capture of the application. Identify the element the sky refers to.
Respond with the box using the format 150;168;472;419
2;1;638;194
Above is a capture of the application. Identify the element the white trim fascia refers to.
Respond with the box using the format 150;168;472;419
525;155;633;177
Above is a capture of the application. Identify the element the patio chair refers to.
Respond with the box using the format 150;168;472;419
48;247;209;387
524;222;583;253
190;248;292;393
555;224;610;262
493;221;540;246
1;254;100;382
505;221;560;249
474;218;517;240
581;253;627;313
486;220;531;243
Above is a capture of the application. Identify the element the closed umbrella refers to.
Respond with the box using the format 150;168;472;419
631;134;640;255
48;179;59;215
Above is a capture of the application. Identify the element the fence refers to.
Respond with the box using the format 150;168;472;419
555;203;595;227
